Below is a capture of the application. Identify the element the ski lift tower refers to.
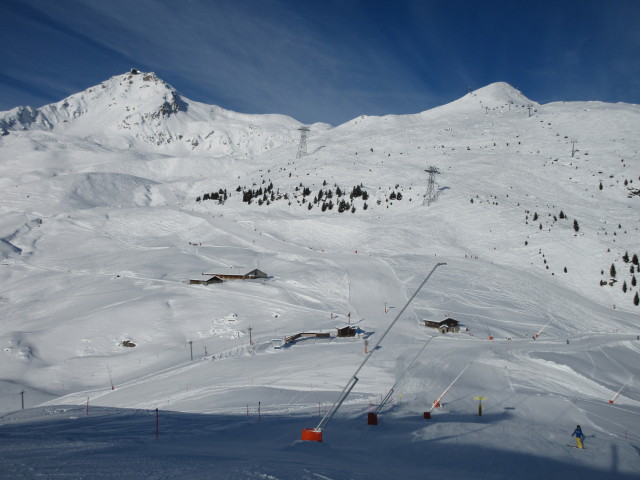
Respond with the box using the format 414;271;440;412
423;166;441;206
296;126;310;159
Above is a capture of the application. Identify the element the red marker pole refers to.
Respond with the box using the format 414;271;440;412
155;408;159;439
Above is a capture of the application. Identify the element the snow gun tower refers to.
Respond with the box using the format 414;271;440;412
296;126;310;159
301;262;447;442
423;166;441;206
368;337;434;426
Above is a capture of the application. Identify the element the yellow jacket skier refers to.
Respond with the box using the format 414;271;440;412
571;425;584;448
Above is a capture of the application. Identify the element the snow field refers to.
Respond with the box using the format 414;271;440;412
1;77;640;478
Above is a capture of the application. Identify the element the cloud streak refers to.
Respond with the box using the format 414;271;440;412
1;0;638;124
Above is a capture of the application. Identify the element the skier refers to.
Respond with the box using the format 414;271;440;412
571;425;584;449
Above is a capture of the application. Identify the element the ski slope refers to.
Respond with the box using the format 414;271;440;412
0;73;639;479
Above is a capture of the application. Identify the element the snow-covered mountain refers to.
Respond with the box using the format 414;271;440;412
0;70;328;157
1;72;639;479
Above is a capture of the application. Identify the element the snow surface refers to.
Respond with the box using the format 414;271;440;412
0;72;639;479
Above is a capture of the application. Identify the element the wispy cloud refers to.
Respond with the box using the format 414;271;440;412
4;0;441;123
1;0;638;121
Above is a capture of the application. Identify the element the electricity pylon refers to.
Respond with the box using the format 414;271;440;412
296;126;310;159
423;166;441;206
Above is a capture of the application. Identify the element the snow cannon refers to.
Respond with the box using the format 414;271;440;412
301;428;323;442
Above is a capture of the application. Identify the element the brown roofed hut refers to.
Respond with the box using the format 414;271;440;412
189;276;224;285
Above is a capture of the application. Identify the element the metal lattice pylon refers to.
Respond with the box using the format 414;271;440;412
423;166;441;206
296;126;310;159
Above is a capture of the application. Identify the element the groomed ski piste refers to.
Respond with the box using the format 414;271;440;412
0;72;639;479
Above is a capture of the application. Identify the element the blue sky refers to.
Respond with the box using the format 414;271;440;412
1;0;639;125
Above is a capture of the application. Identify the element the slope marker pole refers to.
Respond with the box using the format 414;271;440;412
107;364;114;390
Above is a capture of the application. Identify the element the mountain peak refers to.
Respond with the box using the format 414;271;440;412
418;81;537;118
0;70;303;156
72;69;186;115
468;82;537;107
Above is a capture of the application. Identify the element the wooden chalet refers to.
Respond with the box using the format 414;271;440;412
208;273;246;280
245;269;267;279
336;325;358;337
423;317;460;333
200;269;268;281
189;276;223;285
284;332;331;344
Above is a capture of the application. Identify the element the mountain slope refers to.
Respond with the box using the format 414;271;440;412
0;70;325;157
1;74;639;479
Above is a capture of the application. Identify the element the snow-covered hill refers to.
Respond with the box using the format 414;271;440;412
0;70;328;157
0;72;639;479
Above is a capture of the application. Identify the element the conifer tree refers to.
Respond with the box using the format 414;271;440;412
635;292;639;306
610;263;617;278
573;219;579;232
